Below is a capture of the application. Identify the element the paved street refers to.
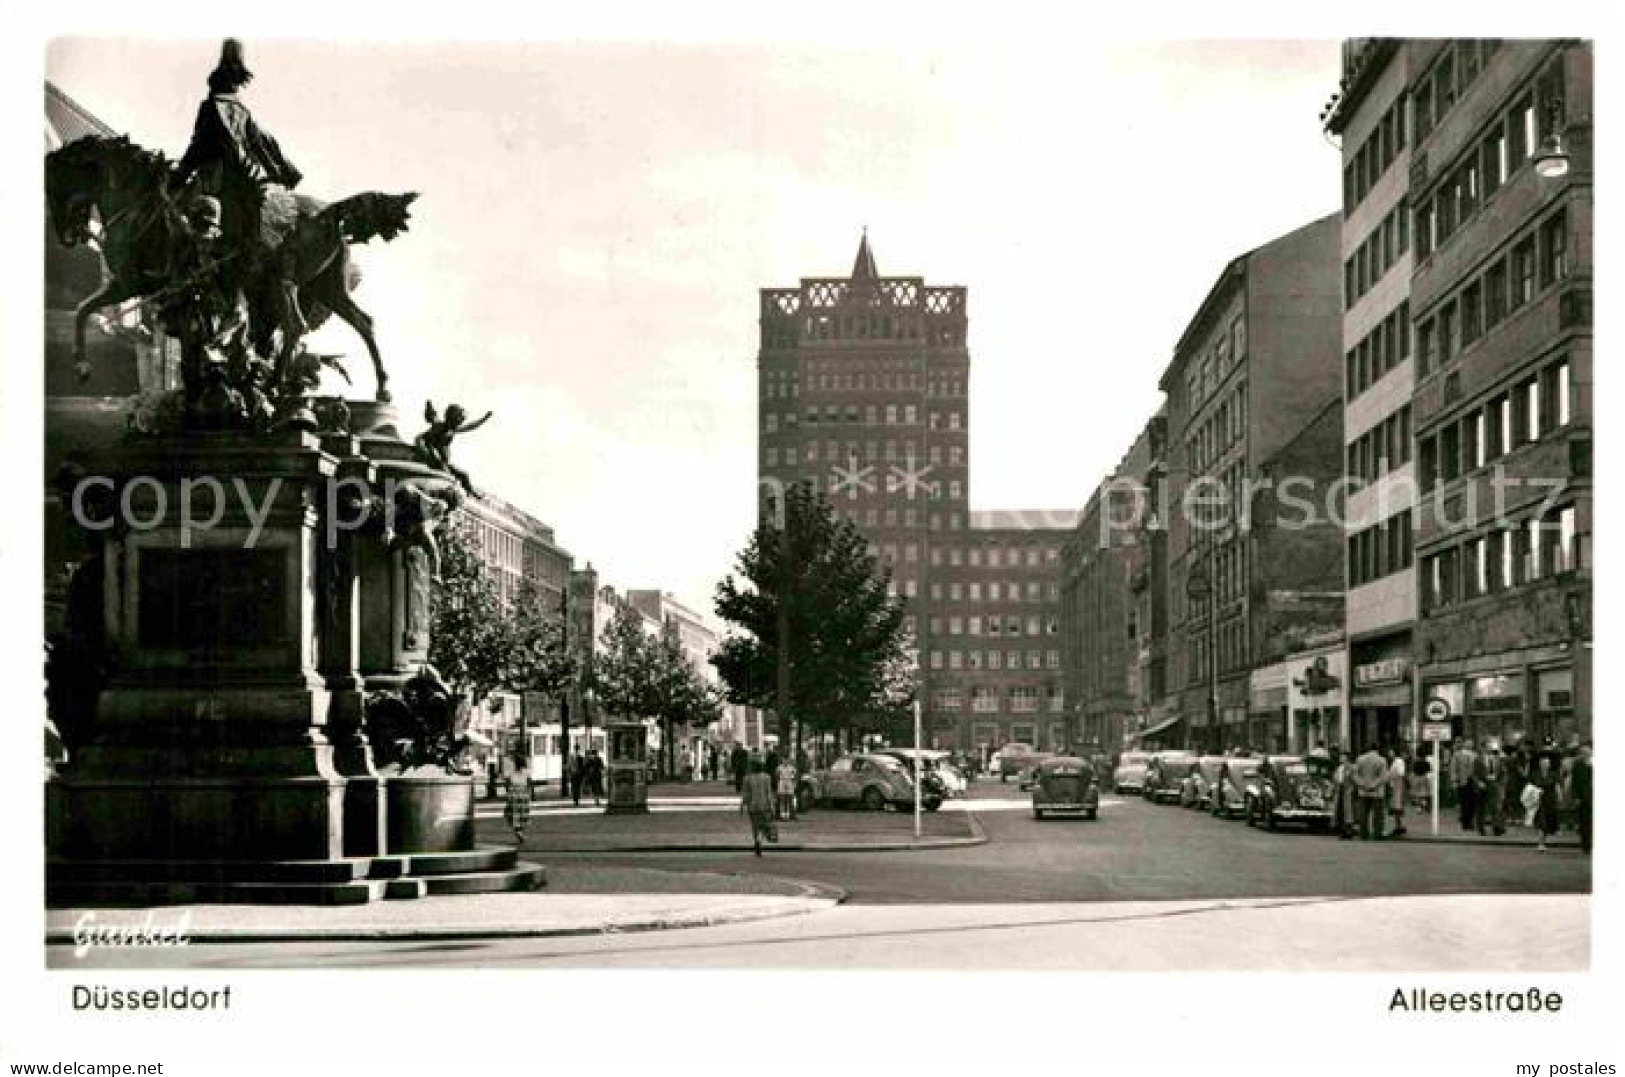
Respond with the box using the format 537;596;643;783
56;782;1588;969
498;783;1590;905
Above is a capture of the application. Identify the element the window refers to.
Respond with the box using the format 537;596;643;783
1417;318;1436;377
1541;210;1569;287
1440;423;1461;483
1483;128;1506;196
1527;517;1546;581
1484;259;1508;327
1526;377;1543;442
1555;505;1577;574
1509;95;1532;166
1544;360;1571;428
1439;301;1457;362
1461;282;1482;346
1511;239;1535;308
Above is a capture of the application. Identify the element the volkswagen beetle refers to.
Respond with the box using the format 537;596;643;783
1249;754;1336;831
1030;755;1101;819
1211;756;1261;818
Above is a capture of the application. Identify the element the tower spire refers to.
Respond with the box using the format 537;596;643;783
851;227;878;281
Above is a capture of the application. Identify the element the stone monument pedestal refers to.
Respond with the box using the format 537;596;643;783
45;413;541;905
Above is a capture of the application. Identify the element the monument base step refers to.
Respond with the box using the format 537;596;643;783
46;846;542;906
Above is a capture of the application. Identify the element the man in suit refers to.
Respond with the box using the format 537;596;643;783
1450;738;1479;831
1353;745;1391;840
1474;740;1507;836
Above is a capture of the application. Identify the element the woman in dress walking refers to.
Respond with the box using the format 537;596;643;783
740;757;776;856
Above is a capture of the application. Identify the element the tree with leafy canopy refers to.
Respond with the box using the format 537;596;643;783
428;514;577;763
592;603;725;778
712;482;913;754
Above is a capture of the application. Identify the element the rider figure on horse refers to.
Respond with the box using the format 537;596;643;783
172;39;306;352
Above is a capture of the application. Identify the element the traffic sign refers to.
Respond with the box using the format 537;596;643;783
1421;721;1452;742
1423;697;1451;722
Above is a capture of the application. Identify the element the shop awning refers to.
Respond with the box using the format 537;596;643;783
1130;714;1184;741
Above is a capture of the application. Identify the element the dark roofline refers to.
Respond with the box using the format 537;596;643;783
1157;256;1246;392
1323;39;1400;136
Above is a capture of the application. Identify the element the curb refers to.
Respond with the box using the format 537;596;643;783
523;814;988;855
45;878;848;945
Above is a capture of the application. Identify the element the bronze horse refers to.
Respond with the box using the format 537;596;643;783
45;134;415;402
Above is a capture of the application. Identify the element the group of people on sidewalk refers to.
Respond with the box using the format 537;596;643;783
1327;739;1592;852
1444;738;1593;853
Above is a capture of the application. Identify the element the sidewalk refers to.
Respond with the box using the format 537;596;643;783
1391;814;1584;849
489;801;986;853
45;865;845;947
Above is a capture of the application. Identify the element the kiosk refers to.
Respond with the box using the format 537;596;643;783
605;719;649;815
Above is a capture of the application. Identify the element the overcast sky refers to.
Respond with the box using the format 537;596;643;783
44;36;1343;617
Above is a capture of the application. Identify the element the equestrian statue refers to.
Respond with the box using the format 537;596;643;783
45;39;416;425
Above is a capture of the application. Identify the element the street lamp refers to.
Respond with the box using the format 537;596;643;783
1534;98;1571;179
763;489;793;761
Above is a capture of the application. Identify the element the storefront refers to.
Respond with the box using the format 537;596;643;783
1286;647;1346;754
1248;663;1288;754
1349;637;1413;753
1422;661;1578;750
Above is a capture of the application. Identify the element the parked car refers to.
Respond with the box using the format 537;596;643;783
1211;756;1261;818
1142;750;1199;803
1030;756;1101;820
1113;751;1153;794
996;742;1043;783
879;749;967;798
1180;755;1231;809
1248;755;1336;831
796;753;940;813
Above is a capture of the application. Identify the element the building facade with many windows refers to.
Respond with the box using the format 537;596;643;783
1159;214;1346;753
756;238;1072;757
1405;39;1592;747
1326;38;1421;752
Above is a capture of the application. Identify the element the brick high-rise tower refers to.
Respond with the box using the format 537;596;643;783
757;236;1071;755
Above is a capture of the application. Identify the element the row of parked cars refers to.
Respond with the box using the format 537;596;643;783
1113;749;1339;830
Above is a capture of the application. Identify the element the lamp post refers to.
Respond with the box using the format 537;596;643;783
1533;97;1571;180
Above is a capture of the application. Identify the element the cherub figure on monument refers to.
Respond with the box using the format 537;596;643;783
43;38;418;420
413;402;493;497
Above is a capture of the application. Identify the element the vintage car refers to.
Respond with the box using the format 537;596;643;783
996;742;1045;784
1030;756;1101;819
1179;755;1231;809
1248;755;1336;831
1112;751;1154;794
1142;750;1199;803
879;749;967;798
796;753;940;813
1210;756;1261;818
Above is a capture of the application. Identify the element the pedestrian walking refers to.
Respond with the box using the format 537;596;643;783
775;756;797;821
1527;751;1562;851
585;747;605;805
740;758;776;856
1353;745;1389;840
504;761;532;842
1386;748;1408;838
567;747;585;806
1451;738;1478;831
730;743;748;794
1475;741;1507;836
765;747;780;784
